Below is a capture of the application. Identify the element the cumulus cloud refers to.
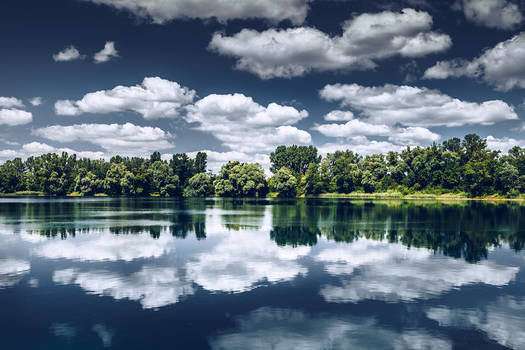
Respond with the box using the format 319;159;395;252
320;83;518;127
0;258;30;288
314;118;439;145
459;0;523;30
424;32;525;91
94;41;119;63
486;136;525;153
185;93;311;153
0;108;32;126
0;97;24;108
316;239;518;303
84;0;311;24
210;307;452;350
33;122;174;156
209;8;451;79
323;110;355;122
53;45;84;62
427;296;525;350
29;97;43;106
54;266;194;309
0;142;106;161
318;138;405;156
55;77;195;119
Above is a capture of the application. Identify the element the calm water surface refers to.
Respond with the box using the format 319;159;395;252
1;198;524;349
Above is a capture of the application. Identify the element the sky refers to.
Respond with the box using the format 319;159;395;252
1;0;525;171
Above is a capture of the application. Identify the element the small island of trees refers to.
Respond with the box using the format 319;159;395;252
0;134;524;198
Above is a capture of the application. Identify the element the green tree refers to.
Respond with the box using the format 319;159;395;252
214;161;268;197
269;167;297;197
270;145;321;178
184;172;213;197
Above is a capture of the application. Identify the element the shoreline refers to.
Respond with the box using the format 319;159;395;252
0;193;523;201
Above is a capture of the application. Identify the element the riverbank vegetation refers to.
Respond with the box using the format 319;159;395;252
0;134;524;198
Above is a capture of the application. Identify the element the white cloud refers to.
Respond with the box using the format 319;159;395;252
486;136;525;153
210;307;452;350
53;45;84;62
55;77;195;119
323;110;355;122
320;83;518;127
185;93;311;152
209;8;451;79
388;126;440;144
54;266;194;309
314;119;391;138
0;109;32;126
29;97;43;106
0;97;24;108
316;239;518;303
85;0;311;24
0;258;30;288
0;142;106;161
33;122;174;155
460;0;523;30
315;119;439;145
318;138;405;156
427;296;525;350
424;32;525;91
94;41;119;63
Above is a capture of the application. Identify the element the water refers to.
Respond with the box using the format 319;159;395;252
1;198;524;350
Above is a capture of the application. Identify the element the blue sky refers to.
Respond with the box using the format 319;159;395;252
1;0;524;170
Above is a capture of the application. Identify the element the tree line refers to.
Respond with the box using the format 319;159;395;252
0;133;524;197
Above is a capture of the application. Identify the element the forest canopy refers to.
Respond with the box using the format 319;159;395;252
1;134;524;198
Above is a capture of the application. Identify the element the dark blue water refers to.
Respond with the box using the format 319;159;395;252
1;198;524;349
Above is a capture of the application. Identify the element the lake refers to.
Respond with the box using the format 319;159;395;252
0;198;524;349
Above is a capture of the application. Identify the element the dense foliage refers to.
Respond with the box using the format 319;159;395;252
268;135;525;198
1;134;524;197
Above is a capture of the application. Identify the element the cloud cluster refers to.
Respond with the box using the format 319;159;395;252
318;138;405;156
0;142;106;161
33;122;174;155
320;83;518;126
424;32;525;91
185;93;310;152
0;96;33;126
209;8;451;79
458;0;523;30
314;119;440;144
85;0;311;24
486;136;525;153
55;77;196;119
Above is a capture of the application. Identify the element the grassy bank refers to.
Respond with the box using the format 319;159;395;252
302;191;525;201
1;191;524;201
